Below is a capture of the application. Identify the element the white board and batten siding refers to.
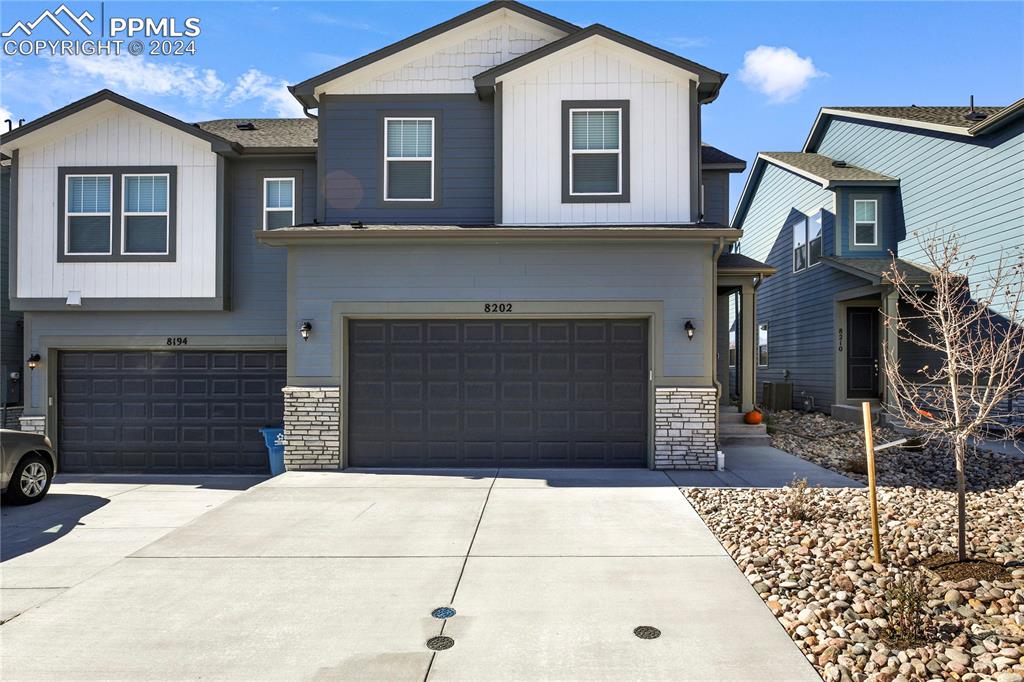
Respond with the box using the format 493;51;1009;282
500;38;695;225
317;11;567;96
15;102;218;300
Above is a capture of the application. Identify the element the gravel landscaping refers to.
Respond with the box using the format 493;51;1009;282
685;411;1024;681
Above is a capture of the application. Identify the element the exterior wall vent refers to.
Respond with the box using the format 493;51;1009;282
831;160;848;168
235;122;256;131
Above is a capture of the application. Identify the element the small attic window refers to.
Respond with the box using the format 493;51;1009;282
235;122;256;131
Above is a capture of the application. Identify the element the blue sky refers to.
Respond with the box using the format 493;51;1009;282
2;1;1022;215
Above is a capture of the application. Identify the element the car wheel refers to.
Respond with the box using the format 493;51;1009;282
6;454;53;505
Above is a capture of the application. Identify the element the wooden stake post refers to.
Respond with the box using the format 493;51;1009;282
862;402;882;564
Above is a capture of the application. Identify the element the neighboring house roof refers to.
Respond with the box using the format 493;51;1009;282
473;24;726;103
820;256;936;285
702;143;745;171
717;252;775;275
803;98;1024;151
290;0;579;107
196;118;317;152
0;89;237;154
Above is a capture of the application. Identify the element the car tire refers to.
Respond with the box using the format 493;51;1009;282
5;454;53;505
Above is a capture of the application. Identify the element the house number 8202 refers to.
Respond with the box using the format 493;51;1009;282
166;337;189;346
484;303;512;313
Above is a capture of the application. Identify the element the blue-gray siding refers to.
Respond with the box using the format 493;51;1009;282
23;155;315;411
319;95;494;225
702;170;730;225
815;116;1024;314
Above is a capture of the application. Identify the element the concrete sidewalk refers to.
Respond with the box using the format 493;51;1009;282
1;475;263;624
668;445;863;488
0;468;818;681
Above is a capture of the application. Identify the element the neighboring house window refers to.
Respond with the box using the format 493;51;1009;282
854;199;878;246
570;108;621;195
757;323;769;367
66;174;113;255
728;328;737;367
264;178;295;229
122;174;170;254
808;210;823;266
792;217;807;272
384;117;434;201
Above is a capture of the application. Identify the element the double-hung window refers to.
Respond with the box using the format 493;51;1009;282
66;174;113;255
792;210;825;272
758;323;769;367
384;117;434;201
264;178;295;229
853;199;878;246
808;210;823;266
569;108;622;196
792;217;808;272
122;174;170;254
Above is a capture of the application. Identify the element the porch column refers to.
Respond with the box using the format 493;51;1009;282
882;286;899;409
716;294;731;405
740;282;756;413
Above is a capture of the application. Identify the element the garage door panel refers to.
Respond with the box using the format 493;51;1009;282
58;350;284;474
348;320;647;467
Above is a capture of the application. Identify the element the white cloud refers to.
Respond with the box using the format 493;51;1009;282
56;55;226;103
665;36;709;49
738;46;824;103
227;68;305;118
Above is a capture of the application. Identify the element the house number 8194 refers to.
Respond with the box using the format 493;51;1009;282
166;337;189;346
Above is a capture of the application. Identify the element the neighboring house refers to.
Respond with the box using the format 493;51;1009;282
732;100;1024;419
1;158;25;424
0;0;762;474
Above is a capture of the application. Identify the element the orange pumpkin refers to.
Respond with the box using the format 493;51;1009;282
744;410;763;425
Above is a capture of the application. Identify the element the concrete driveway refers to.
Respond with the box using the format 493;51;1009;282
1;469;817;681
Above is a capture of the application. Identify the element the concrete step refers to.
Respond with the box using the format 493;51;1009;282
719;411;748;424
721;423;767;435
720;433;773;446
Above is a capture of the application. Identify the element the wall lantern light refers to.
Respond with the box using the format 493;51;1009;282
684;320;696;340
299;321;313;342
27;353;41;370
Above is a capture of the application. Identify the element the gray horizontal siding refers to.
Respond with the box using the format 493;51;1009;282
816;117;1024;313
320;95;494;224
701;170;730;225
2;167;24;405
291;241;710;380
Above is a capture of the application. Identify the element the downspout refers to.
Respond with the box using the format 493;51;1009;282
302;105;318;120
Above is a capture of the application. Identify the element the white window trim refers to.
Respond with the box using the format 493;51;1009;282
568;107;623;197
65;173;113;256
383;116;435;202
263;177;296;229
853;199;879;246
120;173;171;255
758;322;770;368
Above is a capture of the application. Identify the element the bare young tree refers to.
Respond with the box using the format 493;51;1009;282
881;232;1024;563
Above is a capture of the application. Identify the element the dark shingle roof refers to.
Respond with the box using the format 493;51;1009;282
195;118;316;149
759;152;897;186
827;106;1005;131
702;143;744;169
820;257;936;285
718;252;774;273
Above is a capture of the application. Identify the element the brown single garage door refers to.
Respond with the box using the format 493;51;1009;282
58;350;286;474
347;319;648;467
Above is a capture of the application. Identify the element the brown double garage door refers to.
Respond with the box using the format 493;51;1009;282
58;350;286;474
347;319;649;467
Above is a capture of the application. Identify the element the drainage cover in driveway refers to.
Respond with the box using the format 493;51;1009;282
431;607;456;619
633;626;661;639
427;636;455;651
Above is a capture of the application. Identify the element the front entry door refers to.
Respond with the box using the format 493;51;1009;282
846;307;880;399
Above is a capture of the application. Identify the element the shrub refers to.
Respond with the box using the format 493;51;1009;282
885;570;928;647
785;477;812;521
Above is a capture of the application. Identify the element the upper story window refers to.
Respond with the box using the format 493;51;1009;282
122;174;170;254
562;100;630;204
59;166;176;263
792;210;825;272
384;117;434;201
66;174;113;255
264;178;295;229
854;199;878;246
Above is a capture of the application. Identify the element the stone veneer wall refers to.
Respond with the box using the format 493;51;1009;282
18;415;45;435
654;387;718;470
282;386;341;470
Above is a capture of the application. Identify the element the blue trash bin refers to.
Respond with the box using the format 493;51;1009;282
259;427;286;476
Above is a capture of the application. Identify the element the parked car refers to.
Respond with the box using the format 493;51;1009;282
1;429;57;504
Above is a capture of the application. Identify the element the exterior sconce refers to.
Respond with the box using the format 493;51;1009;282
299;321;312;342
27;353;41;370
684;320;695;340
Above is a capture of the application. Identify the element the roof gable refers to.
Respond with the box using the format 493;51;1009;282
473;24;726;102
0;89;236;154
290;1;577;104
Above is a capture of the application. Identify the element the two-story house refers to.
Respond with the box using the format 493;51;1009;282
1;0;765;474
732;100;1024;420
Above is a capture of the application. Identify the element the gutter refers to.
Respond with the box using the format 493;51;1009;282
256;227;743;245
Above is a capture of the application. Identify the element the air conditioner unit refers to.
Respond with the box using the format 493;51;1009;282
762;382;793;412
